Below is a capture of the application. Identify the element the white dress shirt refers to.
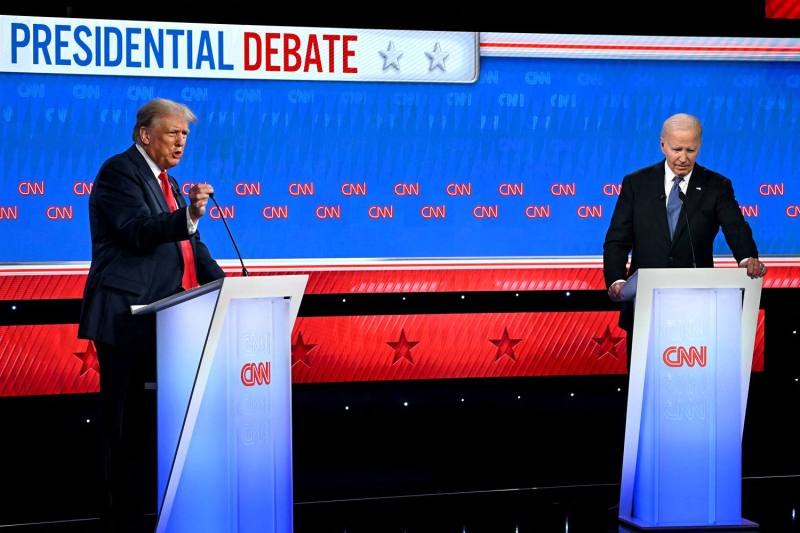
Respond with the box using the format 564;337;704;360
663;160;691;206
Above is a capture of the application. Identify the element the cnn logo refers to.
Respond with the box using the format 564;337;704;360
241;361;271;386
662;346;707;368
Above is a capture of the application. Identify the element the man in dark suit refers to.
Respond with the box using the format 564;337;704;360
603;113;767;363
79;98;224;532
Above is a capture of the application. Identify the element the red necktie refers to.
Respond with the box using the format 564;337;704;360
158;170;199;290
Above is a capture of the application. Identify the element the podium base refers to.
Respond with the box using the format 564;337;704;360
619;516;758;531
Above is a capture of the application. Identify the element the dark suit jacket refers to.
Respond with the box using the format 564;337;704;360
78;145;224;348
603;161;758;330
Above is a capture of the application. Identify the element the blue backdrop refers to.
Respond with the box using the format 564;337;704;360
0;56;796;262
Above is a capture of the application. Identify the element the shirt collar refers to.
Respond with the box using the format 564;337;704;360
664;160;693;186
135;143;163;179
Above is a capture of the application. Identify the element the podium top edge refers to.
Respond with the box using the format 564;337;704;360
132;279;224;315
635;267;763;289
131;274;310;315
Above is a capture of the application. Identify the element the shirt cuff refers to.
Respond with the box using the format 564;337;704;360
738;258;751;267
186;208;198;235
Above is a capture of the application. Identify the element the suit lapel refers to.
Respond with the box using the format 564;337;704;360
126;145;170;213
650;163;672;245
672;165;709;245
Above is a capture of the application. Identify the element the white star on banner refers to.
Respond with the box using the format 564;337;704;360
379;41;404;71
425;42;449;72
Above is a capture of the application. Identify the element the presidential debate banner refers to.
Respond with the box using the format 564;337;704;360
0;16;478;82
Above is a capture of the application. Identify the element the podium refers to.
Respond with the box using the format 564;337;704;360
133;275;308;533
618;268;762;530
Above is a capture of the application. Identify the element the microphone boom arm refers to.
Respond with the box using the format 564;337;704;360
208;193;249;277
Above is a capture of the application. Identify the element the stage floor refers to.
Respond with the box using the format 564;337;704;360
1;370;799;532
1;477;798;532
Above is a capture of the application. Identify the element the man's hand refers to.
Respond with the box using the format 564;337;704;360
608;280;626;302
742;257;767;279
188;183;214;222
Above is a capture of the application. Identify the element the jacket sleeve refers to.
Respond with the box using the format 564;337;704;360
603;174;634;288
715;177;758;263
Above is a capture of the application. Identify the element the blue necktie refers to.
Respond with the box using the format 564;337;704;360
666;176;683;239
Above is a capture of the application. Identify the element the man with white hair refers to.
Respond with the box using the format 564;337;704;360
79;98;224;532
603;113;766;364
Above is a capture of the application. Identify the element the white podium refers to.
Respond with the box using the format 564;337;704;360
619;268;762;530
133;275;308;533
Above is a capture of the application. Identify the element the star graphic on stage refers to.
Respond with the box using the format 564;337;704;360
74;340;100;376
425;42;449;72
379;40;404;71
387;328;419;365
592;325;625;359
292;332;317;368
490;327;522;362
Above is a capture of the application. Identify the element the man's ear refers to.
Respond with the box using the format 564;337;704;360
139;127;150;145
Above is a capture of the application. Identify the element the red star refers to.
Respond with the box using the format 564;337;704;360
592;325;625;360
387;328;419;365
74;340;100;376
490;327;522;362
292;332;317;368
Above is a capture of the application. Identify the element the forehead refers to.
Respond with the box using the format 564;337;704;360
153;114;189;131
663;127;701;146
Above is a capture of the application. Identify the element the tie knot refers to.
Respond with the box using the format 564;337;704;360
158;170;169;183
672;176;683;185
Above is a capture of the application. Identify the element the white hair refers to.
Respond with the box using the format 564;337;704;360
661;113;702;139
132;98;197;143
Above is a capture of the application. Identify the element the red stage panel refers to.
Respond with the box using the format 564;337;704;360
0;325;99;397
0;311;767;396
766;0;800;18
289;311;628;383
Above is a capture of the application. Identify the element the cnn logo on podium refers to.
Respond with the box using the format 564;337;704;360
241;361;272;386
662;346;708;368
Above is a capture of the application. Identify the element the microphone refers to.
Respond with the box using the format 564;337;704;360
170;180;249;276
677;190;697;268
207;191;249;277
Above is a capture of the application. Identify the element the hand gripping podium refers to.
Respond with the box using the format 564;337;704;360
133;275;308;533
618;268;762;530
